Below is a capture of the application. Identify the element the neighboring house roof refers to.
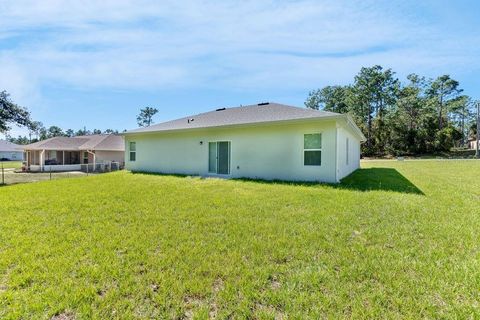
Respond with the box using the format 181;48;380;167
124;102;366;141
23;134;124;151
0;140;23;152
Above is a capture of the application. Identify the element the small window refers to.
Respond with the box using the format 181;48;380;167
129;142;136;162
304;133;322;166
83;151;89;164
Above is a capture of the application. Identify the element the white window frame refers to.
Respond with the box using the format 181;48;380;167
129;142;136;162
303;133;322;166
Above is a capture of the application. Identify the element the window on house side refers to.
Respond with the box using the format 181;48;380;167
304;133;322;166
129;142;136;162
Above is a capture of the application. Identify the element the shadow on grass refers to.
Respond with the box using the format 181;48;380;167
130;171;193;179
129;168;424;195
338;168;424;195
235;168;423;195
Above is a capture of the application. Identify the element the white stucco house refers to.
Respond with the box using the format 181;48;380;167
123;102;366;183
0;140;24;161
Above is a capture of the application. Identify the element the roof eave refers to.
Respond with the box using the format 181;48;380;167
23;147;80;151
342;114;367;142
122;114;343;136
91;148;125;152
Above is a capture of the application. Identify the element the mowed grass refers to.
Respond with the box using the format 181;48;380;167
1;161;480;319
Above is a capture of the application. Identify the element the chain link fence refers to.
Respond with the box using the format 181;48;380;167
0;161;122;186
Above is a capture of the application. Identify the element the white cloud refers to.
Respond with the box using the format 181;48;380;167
0;0;478;102
0;55;40;105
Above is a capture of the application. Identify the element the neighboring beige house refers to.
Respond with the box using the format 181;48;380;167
123;102;366;183
0;140;24;161
23;134;125;172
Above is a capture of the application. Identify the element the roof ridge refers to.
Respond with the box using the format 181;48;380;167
143;102;334;128
21;134;124;151
124;102;342;135
78;134;111;150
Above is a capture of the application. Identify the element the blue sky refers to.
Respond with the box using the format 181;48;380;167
1;0;479;137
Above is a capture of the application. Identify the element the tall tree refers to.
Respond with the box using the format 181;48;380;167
305;66;473;156
0;90;31;133
305;86;351;113
65;129;75;137
29;121;45;140
39;126;48;140
28;120;42;142
386;74;434;154
351;66;399;155
8;135;29;145
76;128;90;136
47;126;65;138
426;75;462;130
395;74;426;131
449;95;474;146
137;107;158;127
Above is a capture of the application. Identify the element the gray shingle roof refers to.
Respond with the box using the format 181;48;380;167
23;134;124;151
125;102;340;134
0;140;23;152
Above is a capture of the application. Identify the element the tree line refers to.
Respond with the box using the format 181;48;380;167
7;123;123;145
1;89;159;145
305;65;478;156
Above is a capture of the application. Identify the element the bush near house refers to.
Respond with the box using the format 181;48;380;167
0;160;479;318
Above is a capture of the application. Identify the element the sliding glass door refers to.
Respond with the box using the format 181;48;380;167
209;142;217;173
208;141;230;175
217;142;230;174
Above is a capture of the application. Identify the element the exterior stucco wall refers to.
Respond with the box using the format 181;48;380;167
0;151;24;161
125;120;342;182
95;151;125;164
336;125;361;181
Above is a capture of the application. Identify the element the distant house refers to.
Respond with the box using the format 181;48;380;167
123;102;366;183
23;134;125;172
0;140;24;161
468;138;478;150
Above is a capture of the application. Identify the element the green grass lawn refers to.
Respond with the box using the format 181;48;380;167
1;160;479;319
0;161;22;169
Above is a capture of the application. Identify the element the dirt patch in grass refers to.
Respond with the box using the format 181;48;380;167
50;311;75;320
0;171;93;185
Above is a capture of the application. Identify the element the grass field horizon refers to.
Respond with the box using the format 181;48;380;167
1;160;479;318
